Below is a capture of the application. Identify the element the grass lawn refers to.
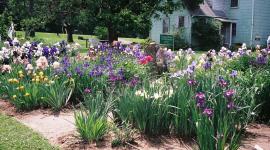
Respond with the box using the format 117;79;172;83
16;31;147;45
0;113;57;150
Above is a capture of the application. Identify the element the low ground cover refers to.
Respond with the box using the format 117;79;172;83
0;113;57;150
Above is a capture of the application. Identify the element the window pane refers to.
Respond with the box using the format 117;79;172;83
232;23;236;36
231;0;238;7
178;16;185;28
163;18;169;33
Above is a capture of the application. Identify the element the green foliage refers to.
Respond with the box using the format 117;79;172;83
111;122;137;147
0;14;8;39
115;78;173;135
192;17;222;51
86;0;182;42
42;78;75;112
0;114;57;150
192;71;257;150
183;0;204;10
227;55;255;72
75;111;108;142
227;55;270;122
6;0;53;37
173;28;189;50
94;26;108;40
75;92;112;142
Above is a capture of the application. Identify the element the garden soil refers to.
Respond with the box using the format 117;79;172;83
1;100;269;150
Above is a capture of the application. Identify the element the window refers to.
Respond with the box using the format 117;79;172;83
232;23;237;36
231;0;238;7
178;16;185;28
163;18;169;33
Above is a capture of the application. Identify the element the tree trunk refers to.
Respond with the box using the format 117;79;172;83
108;26;118;43
66;25;74;43
29;30;35;37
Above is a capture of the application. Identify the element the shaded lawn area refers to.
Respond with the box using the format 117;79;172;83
0;113;57;150
16;31;147;45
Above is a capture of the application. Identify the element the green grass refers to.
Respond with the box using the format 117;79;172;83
16;31;146;45
16;31;95;46
0;113;57;150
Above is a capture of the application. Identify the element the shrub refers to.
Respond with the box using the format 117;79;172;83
173;28;189;50
192;17;222;51
94;26;108;40
75;111;108;142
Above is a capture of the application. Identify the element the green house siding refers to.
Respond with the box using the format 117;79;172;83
253;0;270;46
150;10;192;45
150;0;270;47
225;0;253;45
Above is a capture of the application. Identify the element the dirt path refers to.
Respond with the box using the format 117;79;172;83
240;124;270;150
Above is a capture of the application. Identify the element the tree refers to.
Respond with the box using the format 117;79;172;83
84;0;183;43
47;0;87;43
0;0;8;14
5;0;52;38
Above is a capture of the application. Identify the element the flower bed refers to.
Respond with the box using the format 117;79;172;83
1;39;269;149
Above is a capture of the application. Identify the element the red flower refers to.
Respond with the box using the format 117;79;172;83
139;55;153;65
139;59;148;65
145;55;153;62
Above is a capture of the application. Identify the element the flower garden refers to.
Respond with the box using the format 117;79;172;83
0;38;270;149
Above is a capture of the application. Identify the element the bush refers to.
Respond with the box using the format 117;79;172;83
173;28;189;50
94;26;108;40
0;14;8;39
192;17;222;51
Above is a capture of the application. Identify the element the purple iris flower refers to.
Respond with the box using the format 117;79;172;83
203;61;212;70
84;88;92;94
195;92;206;108
256;55;268;65
218;76;228;88
203;108;213;117
50;46;58;56
83;62;90;68
227;101;235;110
43;46;50;58
75;66;83;77
230;70;238;78
129;77;139;87
187;79;197;86
224;89;235;100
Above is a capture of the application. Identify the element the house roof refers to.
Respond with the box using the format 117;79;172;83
191;2;231;21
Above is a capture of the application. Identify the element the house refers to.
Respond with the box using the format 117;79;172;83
150;0;270;48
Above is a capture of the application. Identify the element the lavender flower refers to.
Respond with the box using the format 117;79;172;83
256;54;268;65
129;77;139;87
230;70;238;78
203;108;213;117
187;79;197;86
84;88;92;94
224;89;235;100
218;76;228;88
203;61;212;70
227;101;235;110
